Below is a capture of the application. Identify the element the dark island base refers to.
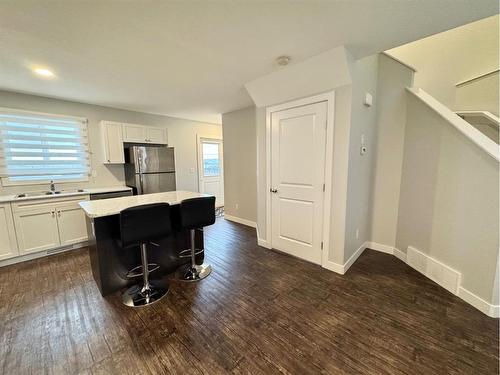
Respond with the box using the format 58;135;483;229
86;207;204;297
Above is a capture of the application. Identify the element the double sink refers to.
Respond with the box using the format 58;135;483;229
15;189;86;199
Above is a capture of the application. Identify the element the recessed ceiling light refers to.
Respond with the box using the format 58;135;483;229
33;68;55;78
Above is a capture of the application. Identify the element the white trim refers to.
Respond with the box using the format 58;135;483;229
321;241;369;274
343;242;368;273
455;111;499;128
406;246;461;295
406;87;499;162
321;260;345;274
455;69;499;87
381;52;417;72
0;242;87;268
458;287;500;318
256;226;271;249
265;92;335;268
330;239;498;317
393;248;407;262
223;214;256;228
365;241;394;254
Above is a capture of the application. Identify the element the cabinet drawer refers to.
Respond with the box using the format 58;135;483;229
11;195;90;212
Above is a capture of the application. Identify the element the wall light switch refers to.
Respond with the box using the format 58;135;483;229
91;169;97;178
364;93;373;107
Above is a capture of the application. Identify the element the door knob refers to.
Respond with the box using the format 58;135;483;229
270;188;278;193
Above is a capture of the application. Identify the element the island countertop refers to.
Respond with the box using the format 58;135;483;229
79;190;211;218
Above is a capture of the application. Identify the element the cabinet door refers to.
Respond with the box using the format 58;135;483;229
56;205;88;246
146;127;168;144
102;122;125;164
123;124;147;143
14;207;60;254
0;203;19;260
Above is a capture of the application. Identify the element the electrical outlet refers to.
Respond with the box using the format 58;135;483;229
189;167;195;174
91;170;97;178
355;229;359;239
235;203;239;210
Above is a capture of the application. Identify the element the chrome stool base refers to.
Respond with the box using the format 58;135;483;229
122;279;169;307
176;264;212;282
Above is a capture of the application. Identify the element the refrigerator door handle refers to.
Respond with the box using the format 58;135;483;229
138;156;144;194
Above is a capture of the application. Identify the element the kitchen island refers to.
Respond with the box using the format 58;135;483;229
79;190;211;296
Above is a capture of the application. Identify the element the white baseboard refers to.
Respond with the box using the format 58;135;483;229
322;241;368;275
393;247;407;262
255;226;271;249
365;241;394;254
406;246;461;294
343;241;368;273
224;214;257;228
257;237;271;249
355;242;497;317
0;241;87;268
458;287;500;318
322;259;345;274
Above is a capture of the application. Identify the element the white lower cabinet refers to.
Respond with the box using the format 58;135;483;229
57;204;88;246
0;203;19;260
13;207;61;254
11;196;90;256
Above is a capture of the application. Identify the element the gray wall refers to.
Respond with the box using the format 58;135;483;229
396;94;499;302
221;106;257;222
370;54;415;246
343;55;379;262
0;90;221;195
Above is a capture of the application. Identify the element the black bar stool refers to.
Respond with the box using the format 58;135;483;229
176;196;215;282
119;203;172;307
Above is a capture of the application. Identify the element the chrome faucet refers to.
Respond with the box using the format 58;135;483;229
49;180;56;193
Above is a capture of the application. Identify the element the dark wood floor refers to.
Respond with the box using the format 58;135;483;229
0;218;498;374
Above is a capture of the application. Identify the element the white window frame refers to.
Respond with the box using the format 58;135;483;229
0;107;90;186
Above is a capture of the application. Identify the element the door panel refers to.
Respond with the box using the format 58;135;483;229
147;127;168;144
198;138;224;205
134;146;175;173
271;101;327;264
123;124;147;143
14;208;60;254
0;203;19;260
139;172;176;194
57;206;88;245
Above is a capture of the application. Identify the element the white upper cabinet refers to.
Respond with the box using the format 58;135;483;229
101;121;168;165
146;126;168;144
101;121;125;164
122;123;168;144
123;124;147;143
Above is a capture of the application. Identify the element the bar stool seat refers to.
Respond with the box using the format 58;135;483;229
119;203;172;307
175;196;215;282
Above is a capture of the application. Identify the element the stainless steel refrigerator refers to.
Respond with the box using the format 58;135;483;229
124;145;176;194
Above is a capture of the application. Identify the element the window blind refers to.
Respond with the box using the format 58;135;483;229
0;110;90;183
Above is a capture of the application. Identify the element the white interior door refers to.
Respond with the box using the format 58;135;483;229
198;137;224;206
270;101;327;264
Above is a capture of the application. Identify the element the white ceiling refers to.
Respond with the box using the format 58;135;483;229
0;1;497;124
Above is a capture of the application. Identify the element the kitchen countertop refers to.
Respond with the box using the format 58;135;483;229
0;186;132;203
79;190;211;218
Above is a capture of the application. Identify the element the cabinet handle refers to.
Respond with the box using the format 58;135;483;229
51;211;55;217
57;210;61;217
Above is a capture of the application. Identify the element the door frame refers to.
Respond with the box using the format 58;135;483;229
196;135;224;197
265;91;335;267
